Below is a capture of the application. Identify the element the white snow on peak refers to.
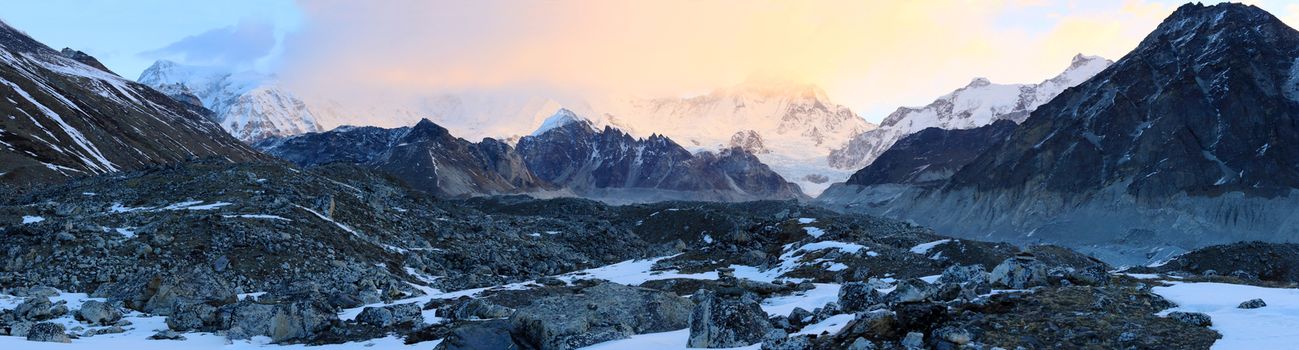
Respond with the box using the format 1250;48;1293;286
828;54;1113;170
137;60;322;142
530;108;590;136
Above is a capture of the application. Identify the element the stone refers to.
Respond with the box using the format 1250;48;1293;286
433;319;518;350
934;326;973;345
13;297;53;321
847;337;876;350
938;265;989;285
446;298;514;320
511;282;693;350
990;255;1049;289
838;282;884;313
688;290;776;348
1238;298;1267;309
901;331;925;349
356;303;423;327
1168;311;1213;327
25;322;70;343
886;279;932;304
787;307;814;326
217;299;338;343
760;335;813;350
148;330;187;340
166;302;218;331
76;300;123;325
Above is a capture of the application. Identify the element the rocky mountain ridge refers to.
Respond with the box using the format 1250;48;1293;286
0;20;263;187
827;54;1111;170
138;60;323;143
820;3;1299;264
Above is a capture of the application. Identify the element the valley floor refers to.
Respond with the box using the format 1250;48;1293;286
4;254;1297;349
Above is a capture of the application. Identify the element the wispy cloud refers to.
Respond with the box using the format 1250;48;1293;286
141;19;277;69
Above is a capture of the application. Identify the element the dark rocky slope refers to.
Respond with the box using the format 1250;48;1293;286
842;120;1016;187
0;159;1221;348
820;3;1299;264
516;113;807;203
0;20;263;188
258;119;549;197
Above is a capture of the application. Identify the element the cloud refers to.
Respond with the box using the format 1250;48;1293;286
275;0;1259;123
142;19;277;68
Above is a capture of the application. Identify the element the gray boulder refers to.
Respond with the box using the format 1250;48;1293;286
1238;298;1267;309
166;302;218;331
445;298;514;320
76;300;123;325
847;337;877;350
838;282;884;313
1168;311;1213;327
886;279;932;304
217;299;337;343
355;303;423;327
13;297;53;321
901;331;925;349
990;255;1049;289
433;319;520;350
761;335;813;350
26;322;70;343
688;290;778;348
511;282;693;350
938;265;989;285
93;268;237;315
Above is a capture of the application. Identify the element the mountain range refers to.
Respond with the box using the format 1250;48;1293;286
258;109;804;202
827;54;1112;171
0;20;262;187
138;60;324;143
821;3;1299;264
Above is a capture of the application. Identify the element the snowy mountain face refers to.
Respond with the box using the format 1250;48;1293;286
587;80;876;196
821;3;1299;264
827;54;1112;170
138;61;322;143
0;20;262;186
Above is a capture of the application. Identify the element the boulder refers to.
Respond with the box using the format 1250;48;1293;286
511;282;693;350
901;331;924;349
687;290;779;348
1168;311;1212;327
25;322;70;343
847;337;877;350
761;335;813;350
433;319;519;350
445;298;514;320
838;282;884;313
13;297;53;321
937;265;989;285
148;330;187;340
990;255;1049;289
217;299;337;343
886;279;932;304
355;303;423;327
166;302;218;331
1238;298;1267;309
76;300;123;325
93;267;237;315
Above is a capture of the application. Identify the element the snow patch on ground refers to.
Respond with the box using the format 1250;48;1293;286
1153;282;1299;350
21;215;44;224
909;239;951;254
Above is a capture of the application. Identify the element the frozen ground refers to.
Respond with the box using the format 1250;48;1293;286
1153;282;1299;350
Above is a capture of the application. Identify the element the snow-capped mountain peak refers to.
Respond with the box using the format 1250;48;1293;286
829;54;1114;170
530;108;592;136
137;60;322;143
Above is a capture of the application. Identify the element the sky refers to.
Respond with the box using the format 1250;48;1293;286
2;0;1298;123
